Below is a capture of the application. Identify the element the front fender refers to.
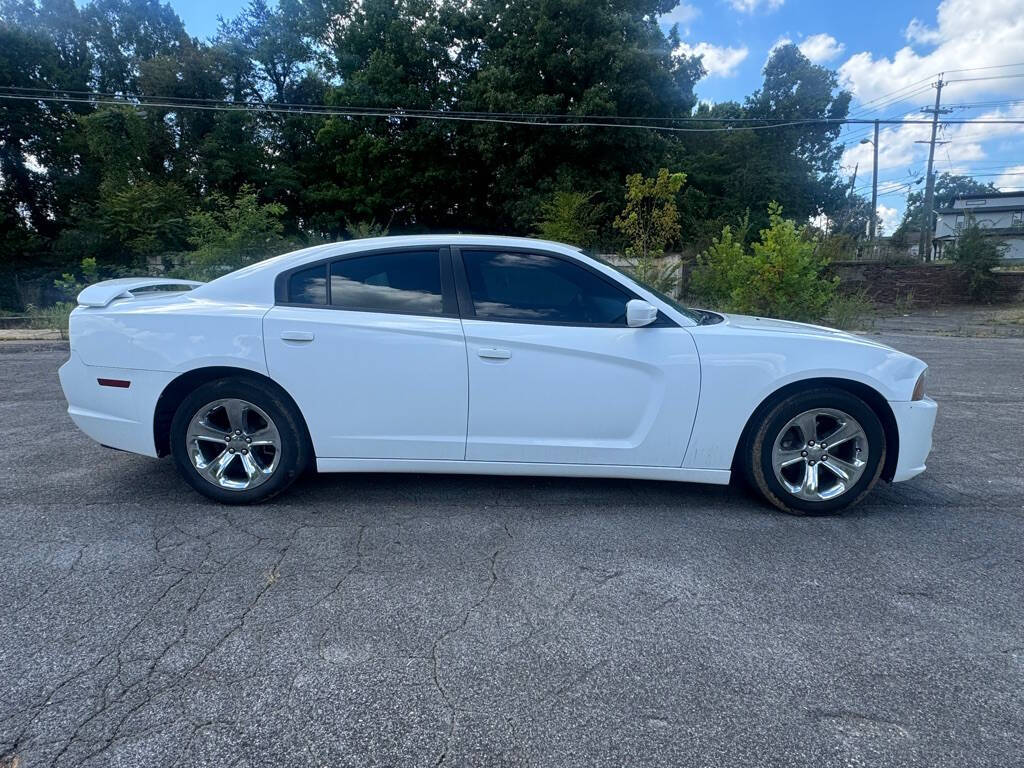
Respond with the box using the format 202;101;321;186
682;325;926;471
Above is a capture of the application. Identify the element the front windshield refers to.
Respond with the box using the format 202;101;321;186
586;252;703;324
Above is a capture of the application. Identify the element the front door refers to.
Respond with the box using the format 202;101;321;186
264;247;468;460
454;248;700;467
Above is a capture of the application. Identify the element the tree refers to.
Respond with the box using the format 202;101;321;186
82;0;188;94
458;0;703;234
691;203;837;322
674;45;852;245
535;190;603;249
176;185;292;280
0;0;864;312
947;215;1003;302
613;169;685;291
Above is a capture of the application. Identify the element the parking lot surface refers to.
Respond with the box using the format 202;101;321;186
1;334;1022;767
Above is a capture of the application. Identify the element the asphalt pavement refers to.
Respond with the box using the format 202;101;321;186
0;334;1021;767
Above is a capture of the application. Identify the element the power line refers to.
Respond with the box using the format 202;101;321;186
945;73;1024;84
944;61;1024;74
848;76;936;115
849;85;933;118
5;91;1024;132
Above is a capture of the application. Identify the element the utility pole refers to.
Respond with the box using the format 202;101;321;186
917;76;952;261
869;119;879;243
838;163;858;235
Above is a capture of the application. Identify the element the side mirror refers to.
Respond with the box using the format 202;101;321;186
626;299;658;328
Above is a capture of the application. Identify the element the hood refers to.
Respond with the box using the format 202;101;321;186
718;312;895;350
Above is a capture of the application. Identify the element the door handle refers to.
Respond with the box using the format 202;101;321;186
280;331;315;343
477;347;511;360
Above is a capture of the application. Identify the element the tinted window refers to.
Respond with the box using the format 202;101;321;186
330;250;444;315
461;250;630;324
288;264;327;304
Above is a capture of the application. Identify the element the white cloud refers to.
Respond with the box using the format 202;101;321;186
660;2;700;29
996;164;1024;191
728;0;784;12
839;0;1024;107
675;42;749;78
903;18;942;45
877;204;900;235
798;33;845;64
842;102;1024;177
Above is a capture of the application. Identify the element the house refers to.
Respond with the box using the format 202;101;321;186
933;191;1024;262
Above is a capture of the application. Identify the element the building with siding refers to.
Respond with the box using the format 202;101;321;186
933;191;1024;262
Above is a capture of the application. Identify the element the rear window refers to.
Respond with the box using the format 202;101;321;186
330;250;443;315
287;264;327;305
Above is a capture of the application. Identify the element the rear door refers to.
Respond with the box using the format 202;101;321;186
263;247;468;460
454;247;700;467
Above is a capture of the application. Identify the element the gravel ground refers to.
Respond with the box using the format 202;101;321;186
0;335;1021;768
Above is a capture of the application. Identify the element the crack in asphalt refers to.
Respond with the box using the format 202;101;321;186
430;523;513;766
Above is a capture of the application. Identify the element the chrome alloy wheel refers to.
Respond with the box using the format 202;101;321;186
186;398;281;491
770;408;868;502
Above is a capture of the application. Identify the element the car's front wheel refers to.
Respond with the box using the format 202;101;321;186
744;388;885;515
170;377;310;504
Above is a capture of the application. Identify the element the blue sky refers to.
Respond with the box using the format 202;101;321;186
167;0;1024;231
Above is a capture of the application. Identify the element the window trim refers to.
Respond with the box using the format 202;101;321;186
451;246;678;328
274;245;458;319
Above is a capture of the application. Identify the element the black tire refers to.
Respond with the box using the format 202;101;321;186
743;388;885;516
170;376;311;504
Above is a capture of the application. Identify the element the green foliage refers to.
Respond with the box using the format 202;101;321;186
613;169;686;292
25;301;76;338
345;219;390;240
96;180;190;257
826;290;874;331
174;186;291;280
535;190;603;248
0;0;878;299
814;233;857;264
673;45;853;246
892;289;915;315
688;220;748;306
691;203;837;322
948;216;1003;302
53;256;99;297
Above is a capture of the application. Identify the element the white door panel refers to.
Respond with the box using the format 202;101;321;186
463;320;700;466
264;306;468;459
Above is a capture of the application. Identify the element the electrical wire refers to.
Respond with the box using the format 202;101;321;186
4;91;1024;132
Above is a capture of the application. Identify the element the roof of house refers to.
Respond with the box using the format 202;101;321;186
947;190;1024;201
937;205;1024;214
934;227;1024;240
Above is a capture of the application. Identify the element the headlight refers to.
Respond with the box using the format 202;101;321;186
912;368;928;401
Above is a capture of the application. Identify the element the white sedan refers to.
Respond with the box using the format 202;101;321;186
59;235;936;514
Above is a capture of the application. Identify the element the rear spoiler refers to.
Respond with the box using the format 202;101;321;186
76;278;205;308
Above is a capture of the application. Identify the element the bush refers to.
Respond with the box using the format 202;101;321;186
173;186;292;281
690;203;837;322
25;302;76;339
535;190;603;248
826;290;875;331
948;216;1003;301
688;217;748;307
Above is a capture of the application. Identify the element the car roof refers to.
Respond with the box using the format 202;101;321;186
192;235;584;304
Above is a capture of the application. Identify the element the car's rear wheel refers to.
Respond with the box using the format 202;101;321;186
744;388;885;515
170;377;310;504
